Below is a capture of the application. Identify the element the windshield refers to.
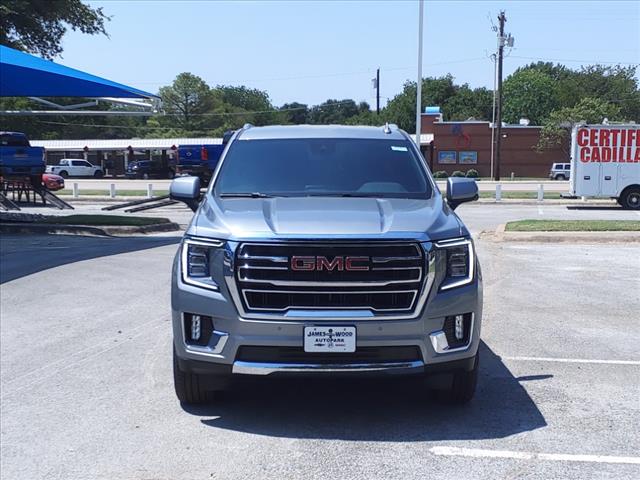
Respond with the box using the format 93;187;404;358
214;138;432;199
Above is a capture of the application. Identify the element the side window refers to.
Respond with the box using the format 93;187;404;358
0;134;29;147
72;160;84;166
83;161;93;167
565;165;571;170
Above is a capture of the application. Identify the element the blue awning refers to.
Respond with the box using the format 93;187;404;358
0;46;157;99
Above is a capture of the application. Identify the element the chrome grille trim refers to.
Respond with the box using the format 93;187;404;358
372;256;422;263
225;241;434;319
241;289;418;312
238;254;288;262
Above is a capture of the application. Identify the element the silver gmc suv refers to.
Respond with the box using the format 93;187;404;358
170;124;482;404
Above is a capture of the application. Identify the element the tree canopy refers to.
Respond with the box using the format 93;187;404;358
0;62;637;140
0;0;108;58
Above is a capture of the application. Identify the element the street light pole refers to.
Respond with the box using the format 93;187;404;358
415;0;424;147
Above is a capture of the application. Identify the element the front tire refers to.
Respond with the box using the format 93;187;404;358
59;170;68;178
435;352;479;405
173;349;226;404
555;174;566;181
620;187;640;210
94;170;104;178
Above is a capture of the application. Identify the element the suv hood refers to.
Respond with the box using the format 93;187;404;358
189;195;466;242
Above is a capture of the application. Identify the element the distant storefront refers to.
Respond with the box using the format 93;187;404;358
420;111;568;177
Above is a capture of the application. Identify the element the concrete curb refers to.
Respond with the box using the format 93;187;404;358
0;221;181;237
56;196;166;203
484;224;640;243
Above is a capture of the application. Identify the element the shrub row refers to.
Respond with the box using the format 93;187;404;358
433;169;479;179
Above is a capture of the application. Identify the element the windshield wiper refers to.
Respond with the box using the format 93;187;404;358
306;193;380;198
219;192;275;199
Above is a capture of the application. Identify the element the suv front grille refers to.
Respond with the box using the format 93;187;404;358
235;242;426;315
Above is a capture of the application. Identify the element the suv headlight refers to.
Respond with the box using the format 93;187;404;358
181;237;224;291
435;238;475;290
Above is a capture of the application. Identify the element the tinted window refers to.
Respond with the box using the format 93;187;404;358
0;134;29;147
565;165;571;170
72;161;85;166
215;138;431;199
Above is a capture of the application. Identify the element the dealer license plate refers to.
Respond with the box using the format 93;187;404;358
303;326;356;353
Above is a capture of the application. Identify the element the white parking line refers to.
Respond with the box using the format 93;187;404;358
501;356;640;366
537;205;544;215
430;446;640;465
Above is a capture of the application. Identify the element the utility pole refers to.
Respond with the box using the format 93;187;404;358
493;10;513;181
416;0;424;146
376;68;380;114
493;11;506;181
490;53;497;179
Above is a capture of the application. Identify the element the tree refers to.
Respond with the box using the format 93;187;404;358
309;99;361;124
158;73;217;133
537;97;621;153
574;65;640;122
502;69;557;125
443;85;492;121
0;0;108;58
384;75;491;132
280;102;309;124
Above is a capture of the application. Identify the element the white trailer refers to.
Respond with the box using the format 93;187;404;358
569;124;640;209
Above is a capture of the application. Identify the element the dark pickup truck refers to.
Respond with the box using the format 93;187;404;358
174;144;224;186
0;132;46;182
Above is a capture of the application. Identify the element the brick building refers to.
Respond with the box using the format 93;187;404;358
419;109;569;177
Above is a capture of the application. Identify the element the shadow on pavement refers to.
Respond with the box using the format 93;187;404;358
184;342;547;441
0;233;181;283
566;206;623;211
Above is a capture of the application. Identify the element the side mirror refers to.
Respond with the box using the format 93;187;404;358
170;176;201;212
446;177;478;210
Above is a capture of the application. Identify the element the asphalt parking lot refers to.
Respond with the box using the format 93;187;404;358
1;203;639;480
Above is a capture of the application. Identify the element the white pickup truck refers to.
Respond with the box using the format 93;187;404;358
569;124;640;209
46;159;103;178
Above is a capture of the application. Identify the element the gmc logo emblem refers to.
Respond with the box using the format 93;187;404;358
290;256;370;272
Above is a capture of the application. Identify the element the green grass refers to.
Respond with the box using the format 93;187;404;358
58;189;169;197
505;220;640;232
41;214;171;226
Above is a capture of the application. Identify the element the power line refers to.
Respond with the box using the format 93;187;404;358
124;58;490;86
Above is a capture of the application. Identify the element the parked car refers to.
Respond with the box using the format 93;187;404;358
46;159;103;178
41;173;65;191
549;162;571;180
0;131;46;183
125;160;174;179
169;124;482;405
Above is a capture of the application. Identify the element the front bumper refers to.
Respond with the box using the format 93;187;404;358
172;251;483;377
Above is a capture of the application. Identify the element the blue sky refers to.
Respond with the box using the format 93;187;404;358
60;0;640;108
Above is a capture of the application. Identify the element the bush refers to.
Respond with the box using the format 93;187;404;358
451;170;465;177
433;171;448;178
466;169;479;178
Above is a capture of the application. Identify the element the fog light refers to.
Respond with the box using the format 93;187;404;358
455;314;464;340
191;314;201;340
